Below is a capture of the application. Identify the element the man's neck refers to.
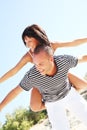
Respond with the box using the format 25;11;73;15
47;62;57;76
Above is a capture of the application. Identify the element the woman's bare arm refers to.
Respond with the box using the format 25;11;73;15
1;38;87;83
0;52;33;83
51;38;87;51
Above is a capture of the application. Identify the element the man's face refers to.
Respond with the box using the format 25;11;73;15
33;51;53;75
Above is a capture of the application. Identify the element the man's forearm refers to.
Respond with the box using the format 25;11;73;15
0;86;23;111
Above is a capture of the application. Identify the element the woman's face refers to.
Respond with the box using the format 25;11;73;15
24;36;39;52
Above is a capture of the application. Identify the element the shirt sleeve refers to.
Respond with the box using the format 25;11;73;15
19;71;32;91
64;55;78;68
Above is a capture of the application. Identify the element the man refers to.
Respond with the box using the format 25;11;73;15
19;44;87;130
1;44;87;130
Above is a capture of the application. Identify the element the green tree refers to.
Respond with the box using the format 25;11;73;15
1;107;47;130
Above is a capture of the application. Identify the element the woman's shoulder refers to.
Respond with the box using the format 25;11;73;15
22;50;33;63
51;41;60;51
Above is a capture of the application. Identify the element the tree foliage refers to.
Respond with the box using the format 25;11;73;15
0;107;47;130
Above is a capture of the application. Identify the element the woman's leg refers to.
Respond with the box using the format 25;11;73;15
68;73;87;91
30;87;46;112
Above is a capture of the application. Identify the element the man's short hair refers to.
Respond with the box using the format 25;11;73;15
34;44;54;56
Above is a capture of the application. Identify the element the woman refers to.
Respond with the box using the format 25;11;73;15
0;24;87;111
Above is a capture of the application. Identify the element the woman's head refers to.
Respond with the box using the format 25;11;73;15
22;24;51;50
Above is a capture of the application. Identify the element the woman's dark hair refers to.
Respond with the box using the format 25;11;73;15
22;24;51;46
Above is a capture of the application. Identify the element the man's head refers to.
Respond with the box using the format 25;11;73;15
33;44;56;76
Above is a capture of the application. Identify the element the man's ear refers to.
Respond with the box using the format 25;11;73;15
50;56;54;62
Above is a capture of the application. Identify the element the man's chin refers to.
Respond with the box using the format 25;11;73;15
40;72;46;75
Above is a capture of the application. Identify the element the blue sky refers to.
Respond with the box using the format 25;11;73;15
0;0;87;125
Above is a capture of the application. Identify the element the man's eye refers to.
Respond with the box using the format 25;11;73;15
40;63;44;66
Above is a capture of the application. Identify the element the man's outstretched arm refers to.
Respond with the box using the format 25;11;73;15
0;86;23;111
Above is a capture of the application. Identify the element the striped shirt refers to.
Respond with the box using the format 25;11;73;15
19;55;78;102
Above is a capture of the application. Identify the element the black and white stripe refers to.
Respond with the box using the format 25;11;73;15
19;55;78;102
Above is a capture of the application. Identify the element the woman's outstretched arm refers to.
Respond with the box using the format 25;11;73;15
1;37;87;83
0;52;32;83
51;38;87;51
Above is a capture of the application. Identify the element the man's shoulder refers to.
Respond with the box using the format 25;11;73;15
54;54;70;60
27;65;40;78
54;55;76;65
54;54;75;59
